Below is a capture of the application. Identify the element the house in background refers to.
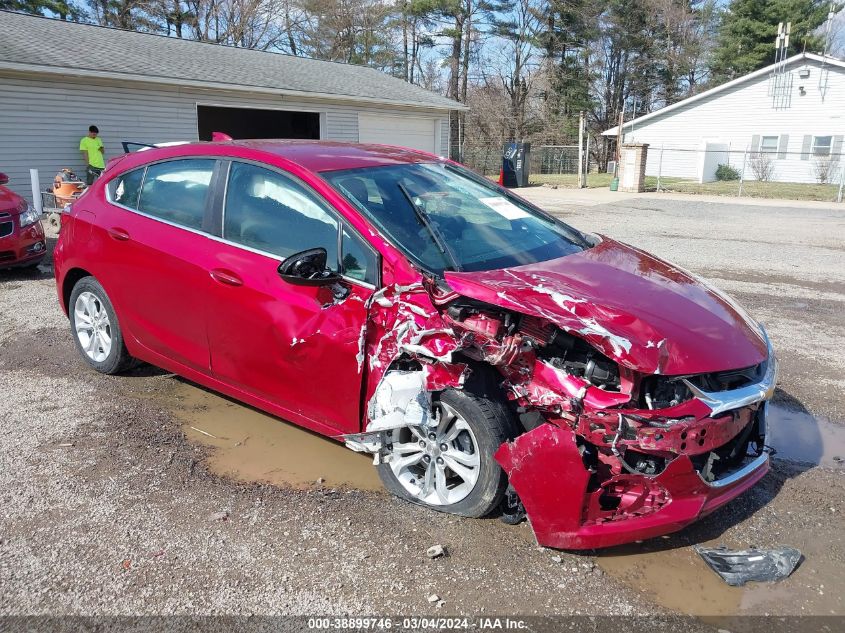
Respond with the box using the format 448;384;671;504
603;53;845;185
0;10;463;196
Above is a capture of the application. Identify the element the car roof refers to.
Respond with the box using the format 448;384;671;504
229;140;441;172
128;139;441;172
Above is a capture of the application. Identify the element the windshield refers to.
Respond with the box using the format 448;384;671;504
323;162;589;275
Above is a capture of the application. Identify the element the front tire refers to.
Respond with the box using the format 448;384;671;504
69;276;134;374
377;386;514;518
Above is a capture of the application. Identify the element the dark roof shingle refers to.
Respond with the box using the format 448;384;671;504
0;10;460;110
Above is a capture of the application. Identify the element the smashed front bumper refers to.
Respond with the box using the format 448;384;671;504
496;351;777;550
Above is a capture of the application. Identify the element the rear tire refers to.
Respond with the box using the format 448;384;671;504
377;383;515;518
69;276;134;375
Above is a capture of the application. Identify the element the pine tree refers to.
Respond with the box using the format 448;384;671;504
711;0;835;81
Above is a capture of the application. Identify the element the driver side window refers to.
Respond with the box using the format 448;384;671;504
224;162;339;264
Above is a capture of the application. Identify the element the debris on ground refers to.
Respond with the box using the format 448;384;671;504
209;510;230;522
426;544;446;559
694;545;802;586
427;594;439;604
551;555;562;563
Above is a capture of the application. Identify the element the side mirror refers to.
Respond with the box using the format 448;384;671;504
0;173;8;186
278;247;343;286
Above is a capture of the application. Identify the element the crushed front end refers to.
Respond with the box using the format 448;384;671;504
344;238;777;550
449;298;777;549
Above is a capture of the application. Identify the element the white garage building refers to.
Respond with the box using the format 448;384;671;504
603;52;845;184
0;10;462;195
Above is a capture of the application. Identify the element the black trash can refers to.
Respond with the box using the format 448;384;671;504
502;142;531;188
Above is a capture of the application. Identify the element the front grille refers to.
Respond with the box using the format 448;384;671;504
0;250;15;262
0;214;13;238
641;362;765;409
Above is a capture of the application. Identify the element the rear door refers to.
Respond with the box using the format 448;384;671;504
99;158;219;373
204;160;379;435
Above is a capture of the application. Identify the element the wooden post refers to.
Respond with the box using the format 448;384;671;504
584;134;591;187
615;110;625;169
577;111;585;188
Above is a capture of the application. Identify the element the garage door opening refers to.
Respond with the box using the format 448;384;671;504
197;105;320;141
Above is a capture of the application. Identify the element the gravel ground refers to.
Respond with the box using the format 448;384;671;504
1;194;844;623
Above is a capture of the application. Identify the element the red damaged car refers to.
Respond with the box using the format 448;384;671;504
53;141;776;549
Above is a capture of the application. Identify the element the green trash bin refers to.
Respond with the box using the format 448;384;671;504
609;178;619;191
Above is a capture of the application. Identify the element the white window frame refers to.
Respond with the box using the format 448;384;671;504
760;136;779;154
812;135;833;157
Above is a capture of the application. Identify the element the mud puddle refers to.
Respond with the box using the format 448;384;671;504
170;381;383;491
597;543;743;616
767;403;845;467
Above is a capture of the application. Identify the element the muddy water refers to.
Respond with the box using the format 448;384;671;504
172;381;383;491
598;543;744;616
767;403;845;467
164;374;844;614
598;403;845;616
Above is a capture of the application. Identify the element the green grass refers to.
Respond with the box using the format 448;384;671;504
529;173;614;188
529;173;842;202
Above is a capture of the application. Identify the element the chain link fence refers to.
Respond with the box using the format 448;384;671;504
460;144;845;203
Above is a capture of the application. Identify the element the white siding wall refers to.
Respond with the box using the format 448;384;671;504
620;60;845;184
0;71;451;198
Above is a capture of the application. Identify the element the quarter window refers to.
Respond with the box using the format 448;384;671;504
341;227;377;285
760;136;779;154
137;159;215;230
812;136;832;156
107;167;144;209
224;162;339;264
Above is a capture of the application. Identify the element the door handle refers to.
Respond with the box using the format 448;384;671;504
107;227;130;241
210;268;243;287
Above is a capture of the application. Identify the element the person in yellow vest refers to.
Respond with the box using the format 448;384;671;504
79;125;105;185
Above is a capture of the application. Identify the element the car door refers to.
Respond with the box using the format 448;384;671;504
204;160;379;435
98;158;219;373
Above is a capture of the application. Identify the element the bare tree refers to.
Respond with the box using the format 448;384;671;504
749;152;776;182
813;155;840;184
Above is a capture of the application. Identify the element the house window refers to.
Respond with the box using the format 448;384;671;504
760;136;779;153
812;136;832;156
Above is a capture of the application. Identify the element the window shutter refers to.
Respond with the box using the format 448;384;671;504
777;135;789;159
801;135;812;160
750;134;760;152
832;135;844;160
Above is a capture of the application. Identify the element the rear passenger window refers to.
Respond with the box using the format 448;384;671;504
138;159;215;230
224;162;339;264
107;168;144;209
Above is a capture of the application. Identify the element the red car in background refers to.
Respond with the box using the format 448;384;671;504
0;172;46;269
53;141;777;550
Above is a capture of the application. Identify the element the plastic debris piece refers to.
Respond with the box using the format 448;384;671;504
694;545;802;586
426;544;446;559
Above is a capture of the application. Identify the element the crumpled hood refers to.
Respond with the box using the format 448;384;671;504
444;237;767;375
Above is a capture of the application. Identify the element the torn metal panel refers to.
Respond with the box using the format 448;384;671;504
694;546;802;586
366;370;431;433
444;237;769;375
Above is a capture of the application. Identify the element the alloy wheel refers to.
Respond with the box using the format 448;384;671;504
74;291;112;363
388;401;481;506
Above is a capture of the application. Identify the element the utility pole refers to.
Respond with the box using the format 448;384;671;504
577;111;586;188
